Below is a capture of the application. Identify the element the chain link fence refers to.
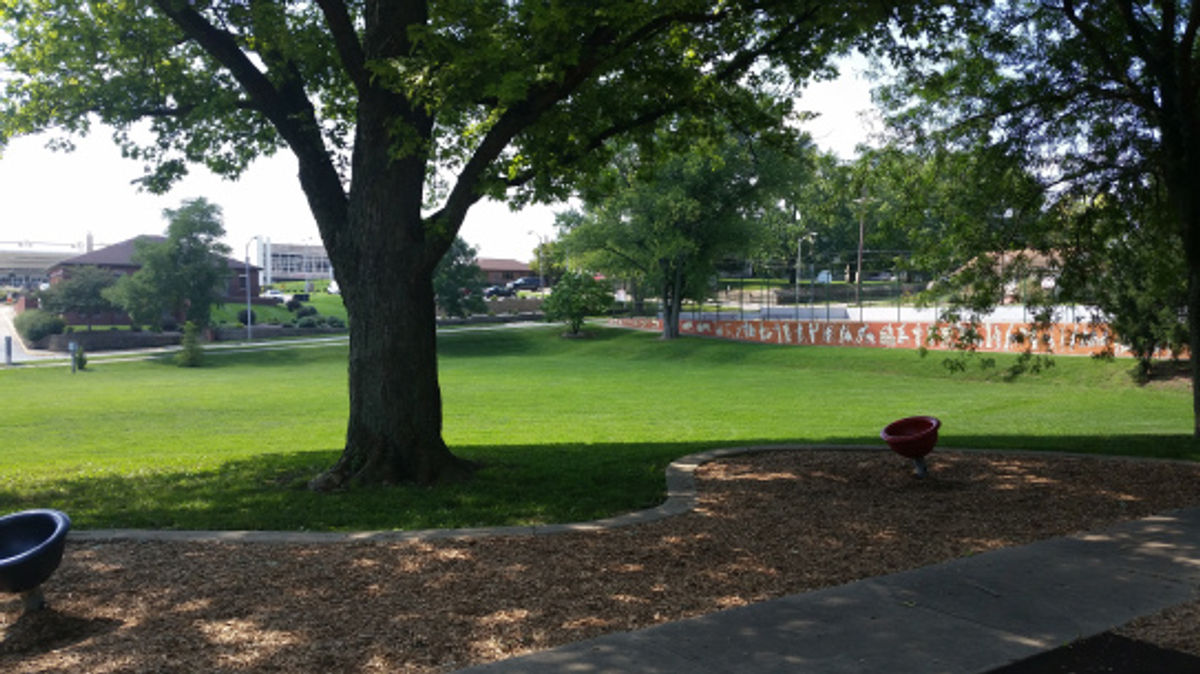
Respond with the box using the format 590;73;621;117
608;255;931;321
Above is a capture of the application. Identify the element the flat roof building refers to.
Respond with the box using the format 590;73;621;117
259;240;332;285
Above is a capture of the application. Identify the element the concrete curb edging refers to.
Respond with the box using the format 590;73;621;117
67;444;1195;545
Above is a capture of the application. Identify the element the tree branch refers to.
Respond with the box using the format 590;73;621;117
151;0;348;229
315;0;367;91
1061;0;1160;114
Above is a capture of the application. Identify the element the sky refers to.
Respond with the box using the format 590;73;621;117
0;56;878;265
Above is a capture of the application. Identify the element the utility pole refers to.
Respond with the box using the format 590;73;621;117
794;207;802;318
244;236;260;340
529;230;547;289
854;190;869;309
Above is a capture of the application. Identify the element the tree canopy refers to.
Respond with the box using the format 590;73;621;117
560;127;800;338
106;197;232;330
432;237;486;318
878;1;1200;424
39;265;119;331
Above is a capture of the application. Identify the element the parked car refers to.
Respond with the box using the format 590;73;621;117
261;289;285;299
484;285;515;298
506;276;542;292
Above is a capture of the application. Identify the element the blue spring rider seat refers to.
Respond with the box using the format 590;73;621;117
0;509;71;612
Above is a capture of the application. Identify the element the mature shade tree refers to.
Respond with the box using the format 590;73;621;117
433;237;486;318
561;128;792;338
1;1;946;487
106;198;232;330
1053;191;1189;378
39;265;119;331
857;145;1046;310
758;148;839;275
878;1;1200;433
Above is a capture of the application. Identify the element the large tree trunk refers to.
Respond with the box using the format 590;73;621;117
308;85;474;490
1157;82;1200;437
1179;173;1200;437
1188;267;1200;437
309;250;474;489
660;263;683;339
1163;147;1200;436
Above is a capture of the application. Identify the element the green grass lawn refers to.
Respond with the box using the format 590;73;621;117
211;291;348;328
2;326;1195;531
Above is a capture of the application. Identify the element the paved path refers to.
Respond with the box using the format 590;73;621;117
0;304;33;363
453;508;1200;673
0;318;545;368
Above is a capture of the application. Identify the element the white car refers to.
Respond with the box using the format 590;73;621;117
261;289;285;299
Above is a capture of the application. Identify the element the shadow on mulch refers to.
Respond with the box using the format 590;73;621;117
988;632;1200;673
1;609;122;655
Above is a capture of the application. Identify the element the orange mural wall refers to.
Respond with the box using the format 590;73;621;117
608;317;1164;359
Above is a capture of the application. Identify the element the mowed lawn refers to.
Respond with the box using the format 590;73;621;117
1;326;1195;531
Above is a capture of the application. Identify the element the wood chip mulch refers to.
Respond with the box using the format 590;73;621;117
3;449;1200;672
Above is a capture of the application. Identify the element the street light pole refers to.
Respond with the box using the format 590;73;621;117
528;230;546;289
794;207;802;321
796;234;802;321
244;236;259;341
797;232;817;323
853;192;869;312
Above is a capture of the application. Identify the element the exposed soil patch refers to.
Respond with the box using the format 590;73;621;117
3;450;1200;672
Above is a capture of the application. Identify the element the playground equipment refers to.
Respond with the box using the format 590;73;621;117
0;509;71;613
881;416;941;478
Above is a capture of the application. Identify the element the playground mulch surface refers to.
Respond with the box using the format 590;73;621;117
3;449;1200;672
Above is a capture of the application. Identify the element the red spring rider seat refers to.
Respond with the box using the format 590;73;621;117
880;416;941;478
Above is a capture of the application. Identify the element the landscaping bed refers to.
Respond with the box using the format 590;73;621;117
3;449;1200;672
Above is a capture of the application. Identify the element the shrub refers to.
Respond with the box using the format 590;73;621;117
285;298;303;312
237;308;257;326
161;318;179;332
297;315;321;329
13;309;66;343
542;273;614;335
176;321;203;367
295;305;318;318
325;316;345;329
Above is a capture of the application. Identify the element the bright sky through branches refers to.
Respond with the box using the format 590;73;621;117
0;57;875;263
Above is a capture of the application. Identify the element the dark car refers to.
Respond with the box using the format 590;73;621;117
506;276;542;292
484;285;515;298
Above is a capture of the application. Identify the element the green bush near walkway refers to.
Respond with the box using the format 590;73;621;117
1;326;1195;531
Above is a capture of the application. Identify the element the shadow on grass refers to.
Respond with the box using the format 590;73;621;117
436;324;630;358
2;435;1198;533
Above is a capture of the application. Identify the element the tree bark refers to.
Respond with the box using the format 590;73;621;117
1172;156;1200;437
1154;48;1200;436
309;252;474;489
660;262;684;339
308;198;476;488
308;87;474;490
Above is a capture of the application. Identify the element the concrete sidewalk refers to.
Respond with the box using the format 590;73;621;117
455;508;1200;673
